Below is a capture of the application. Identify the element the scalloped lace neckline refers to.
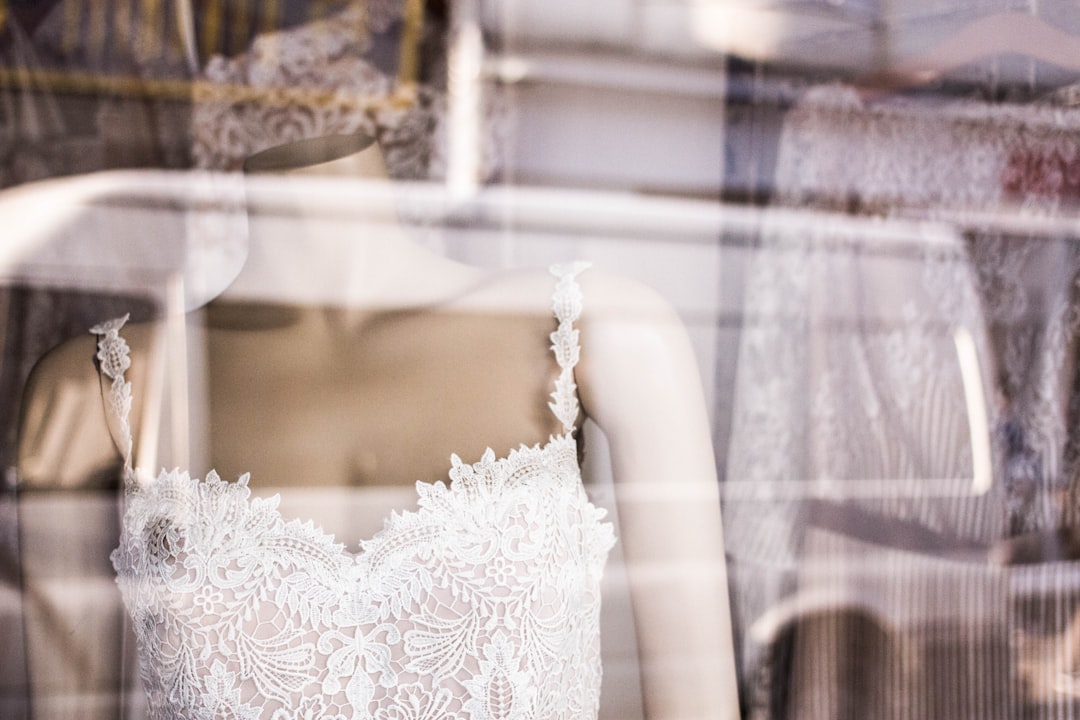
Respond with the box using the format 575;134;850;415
133;433;581;562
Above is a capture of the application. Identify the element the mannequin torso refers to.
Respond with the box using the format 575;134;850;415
16;140;740;720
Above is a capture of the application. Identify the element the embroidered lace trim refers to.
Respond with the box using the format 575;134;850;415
90;314;134;479
93;263;614;720
548;261;589;434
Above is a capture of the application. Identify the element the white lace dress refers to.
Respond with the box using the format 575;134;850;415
92;264;615;720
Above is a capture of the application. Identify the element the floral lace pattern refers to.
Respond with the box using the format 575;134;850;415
775;84;1080;215
89;314;134;477
729;84;1080;538
191;0;504;182
95;263;614;720
723;81;1080;720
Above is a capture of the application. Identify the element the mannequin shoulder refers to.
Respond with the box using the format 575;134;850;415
24;319;160;390
577;269;682;327
463;265;684;345
573;271;705;433
18;320;160;489
465;265;678;322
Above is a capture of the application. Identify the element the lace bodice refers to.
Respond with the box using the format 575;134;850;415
93;263;615;720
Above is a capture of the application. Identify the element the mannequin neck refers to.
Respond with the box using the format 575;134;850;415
224;137;466;309
243;134;379;174
245;135;400;220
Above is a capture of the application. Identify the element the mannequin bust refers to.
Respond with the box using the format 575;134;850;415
17;136;738;719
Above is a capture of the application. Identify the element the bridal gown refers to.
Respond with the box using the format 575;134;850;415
91;263;615;720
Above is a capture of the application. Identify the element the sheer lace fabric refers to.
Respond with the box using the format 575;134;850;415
727;82;1080;719
191;0;505;182
94;263;615;720
776;84;1080;215
729;84;1080;541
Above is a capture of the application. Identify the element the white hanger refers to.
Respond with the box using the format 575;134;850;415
857;12;1080;95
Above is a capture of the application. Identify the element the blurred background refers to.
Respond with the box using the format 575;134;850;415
5;1;1080;718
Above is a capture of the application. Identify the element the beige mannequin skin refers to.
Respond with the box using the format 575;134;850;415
17;138;739;720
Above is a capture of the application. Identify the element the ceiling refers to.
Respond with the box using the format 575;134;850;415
481;0;1080;86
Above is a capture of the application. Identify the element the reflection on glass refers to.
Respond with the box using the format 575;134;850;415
12;2;1080;719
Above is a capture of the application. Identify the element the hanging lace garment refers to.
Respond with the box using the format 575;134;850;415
725;84;1080;719
92;263;615;720
728;84;1080;546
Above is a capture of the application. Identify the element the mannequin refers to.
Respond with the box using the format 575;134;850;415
16;134;738;719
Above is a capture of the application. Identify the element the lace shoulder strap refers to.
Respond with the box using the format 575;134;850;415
90;314;136;488
548;262;590;434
